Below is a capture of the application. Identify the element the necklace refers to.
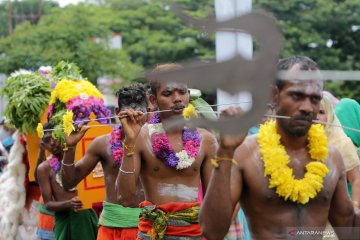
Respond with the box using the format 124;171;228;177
258;121;329;204
48;154;77;191
109;125;124;167
148;113;201;170
48;155;61;174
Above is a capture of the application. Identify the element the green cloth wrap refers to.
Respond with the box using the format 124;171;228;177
54;208;98;240
142;206;200;240
99;201;141;228
38;202;54;216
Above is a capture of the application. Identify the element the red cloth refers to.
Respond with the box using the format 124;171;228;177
138;201;201;238
92;202;104;218
38;212;55;231
38;196;54;231
97;225;138;240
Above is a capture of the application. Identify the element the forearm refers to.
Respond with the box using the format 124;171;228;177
116;153;138;207
45;199;71;212
35;149;46;183
200;151;235;240
61;148;77;190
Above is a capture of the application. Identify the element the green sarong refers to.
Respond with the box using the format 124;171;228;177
38;202;54;216
54;208;98;240
99;201;141;228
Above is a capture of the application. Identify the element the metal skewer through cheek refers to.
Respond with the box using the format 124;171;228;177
41;103;360;134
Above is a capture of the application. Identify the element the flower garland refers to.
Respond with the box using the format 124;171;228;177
48;154;77;191
148;113;201;170
37;123;44;138
182;103;198;118
258;121;329;204
109;125;124;167
48;155;61;174
47;79;110;125
63;111;75;136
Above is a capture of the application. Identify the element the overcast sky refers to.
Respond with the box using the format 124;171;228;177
56;0;85;7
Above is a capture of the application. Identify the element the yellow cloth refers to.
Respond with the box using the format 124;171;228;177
321;97;360;171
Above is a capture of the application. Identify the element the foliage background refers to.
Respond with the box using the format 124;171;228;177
0;0;359;101
253;0;360;101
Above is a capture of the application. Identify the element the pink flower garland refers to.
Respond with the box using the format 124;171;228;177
48;155;60;174
109;126;124;167
149;113;201;170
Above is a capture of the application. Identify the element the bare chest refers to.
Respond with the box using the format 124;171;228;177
141;147;203;178
49;171;76;200
242;155;337;206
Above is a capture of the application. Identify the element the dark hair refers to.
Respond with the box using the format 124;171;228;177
43;122;55;131
148;63;183;95
116;83;148;110
276;56;320;90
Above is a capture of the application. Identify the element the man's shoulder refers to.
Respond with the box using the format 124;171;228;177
327;145;345;171
234;135;259;166
37;160;50;174
239;134;258;151
93;133;111;142
88;134;110;149
197;128;216;139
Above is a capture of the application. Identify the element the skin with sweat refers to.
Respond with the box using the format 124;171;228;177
37;131;83;212
200;64;360;239
61;106;146;206
117;82;217;206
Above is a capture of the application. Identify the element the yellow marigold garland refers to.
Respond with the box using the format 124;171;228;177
182;103;198;118
49;79;103;105
37;123;44;138
258;121;329;204
63;111;75;136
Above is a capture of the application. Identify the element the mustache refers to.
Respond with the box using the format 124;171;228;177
291;114;313;122
171;104;186;111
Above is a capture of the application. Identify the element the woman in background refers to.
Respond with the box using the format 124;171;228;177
318;96;360;208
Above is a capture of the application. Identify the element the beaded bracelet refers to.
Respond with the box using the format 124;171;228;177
63;145;75;152
211;155;237;168
119;167;135;174
122;141;135;157
61;160;75;167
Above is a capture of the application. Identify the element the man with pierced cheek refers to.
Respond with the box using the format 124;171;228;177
117;63;217;240
200;56;360;240
61;84;148;240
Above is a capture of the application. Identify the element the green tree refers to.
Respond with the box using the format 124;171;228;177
104;0;215;67
0;0;58;37
254;0;360;102
0;0;216;87
0;4;141;84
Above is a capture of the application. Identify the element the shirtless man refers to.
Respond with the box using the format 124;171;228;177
117;63;217;239
37;122;98;240
60;84;148;240
200;56;360;239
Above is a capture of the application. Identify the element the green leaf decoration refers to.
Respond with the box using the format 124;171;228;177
1;71;51;134
51;60;83;83
191;97;217;121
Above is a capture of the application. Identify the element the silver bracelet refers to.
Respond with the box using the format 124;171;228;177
61;160;75;167
119;168;135;174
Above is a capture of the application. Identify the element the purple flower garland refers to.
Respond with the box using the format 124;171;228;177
47;96;111;124
149;113;201;169
109;125;124;167
48;155;61;174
